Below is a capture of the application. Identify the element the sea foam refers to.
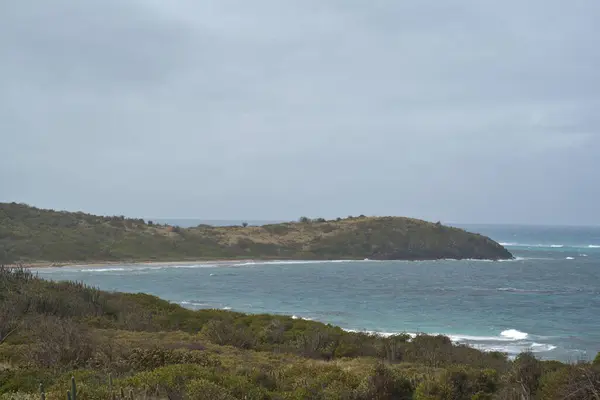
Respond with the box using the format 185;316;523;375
500;242;600;250
81;267;126;272
343;328;554;355
501;329;528;340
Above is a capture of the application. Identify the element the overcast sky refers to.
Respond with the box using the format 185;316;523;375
1;1;599;225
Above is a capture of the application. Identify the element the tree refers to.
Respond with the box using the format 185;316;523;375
0;239;15;267
511;352;542;399
242;222;248;228
299;216;310;223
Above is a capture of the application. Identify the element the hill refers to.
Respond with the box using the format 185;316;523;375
0;202;512;264
1;266;597;399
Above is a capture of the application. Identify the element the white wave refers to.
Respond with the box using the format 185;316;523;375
497;287;523;292
231;260;319;267
82;267;126;272
343;328;555;354
344;329;417;339
222;306;232;310
496;287;554;294
291;315;314;321
500;242;600;250
170;264;218;269
448;334;507;342
179;301;210;307
470;343;554;355
531;343;558;351
231;259;370;267
565;257;575;260
499;242;561;248
501;329;529;340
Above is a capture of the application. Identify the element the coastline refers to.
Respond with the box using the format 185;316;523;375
14;255;513;269
15;259;261;269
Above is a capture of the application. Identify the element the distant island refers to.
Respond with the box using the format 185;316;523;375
0;202;513;264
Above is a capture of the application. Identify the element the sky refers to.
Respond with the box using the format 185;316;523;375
1;1;599;225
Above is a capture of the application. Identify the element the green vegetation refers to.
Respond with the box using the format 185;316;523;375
0;203;512;264
0;267;598;399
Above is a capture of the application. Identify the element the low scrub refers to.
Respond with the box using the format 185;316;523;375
1;267;598;399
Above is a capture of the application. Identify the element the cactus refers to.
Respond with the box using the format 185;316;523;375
120;387;125;399
129;389;134;400
71;376;77;400
39;383;46;400
67;390;71;400
109;373;115;400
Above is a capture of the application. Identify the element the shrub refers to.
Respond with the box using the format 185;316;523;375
125;347;221;371
24;316;95;369
186;379;236;400
201;320;256;349
357;363;413;400
125;364;212;399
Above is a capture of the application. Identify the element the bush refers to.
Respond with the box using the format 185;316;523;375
125;364;212;399
24;316;95;369
125;347;221;371
186;379;236;400
357;363;413;400
201;320;256;349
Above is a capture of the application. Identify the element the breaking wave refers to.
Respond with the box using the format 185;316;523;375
343;327;555;356
80;267;126;272
496;287;555;294
500;242;600;250
291;315;314;321
500;329;528;340
230;260;372;267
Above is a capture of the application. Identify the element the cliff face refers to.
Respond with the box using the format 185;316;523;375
0;203;513;263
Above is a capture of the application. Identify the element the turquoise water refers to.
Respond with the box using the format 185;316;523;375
32;224;600;362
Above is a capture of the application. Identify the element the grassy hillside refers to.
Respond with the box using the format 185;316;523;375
0;203;512;263
1;266;598;399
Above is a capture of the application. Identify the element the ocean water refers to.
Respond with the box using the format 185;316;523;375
31;224;600;362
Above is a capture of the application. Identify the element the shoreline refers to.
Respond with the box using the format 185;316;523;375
15;259;262;269
13;255;516;269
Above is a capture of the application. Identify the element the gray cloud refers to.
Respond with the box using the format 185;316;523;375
1;0;599;224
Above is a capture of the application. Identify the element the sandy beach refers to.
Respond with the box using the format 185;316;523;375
16;259;261;269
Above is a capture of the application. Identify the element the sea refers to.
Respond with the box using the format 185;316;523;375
31;222;600;362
